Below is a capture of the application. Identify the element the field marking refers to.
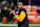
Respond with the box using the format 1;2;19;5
29;24;40;26
0;24;18;26
0;24;40;26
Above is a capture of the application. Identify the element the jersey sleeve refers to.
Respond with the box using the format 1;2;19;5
14;11;26;22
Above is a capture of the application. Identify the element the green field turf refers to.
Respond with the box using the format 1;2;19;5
0;26;40;27
0;24;40;27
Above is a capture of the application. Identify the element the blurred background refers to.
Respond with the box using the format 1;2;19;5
0;0;40;27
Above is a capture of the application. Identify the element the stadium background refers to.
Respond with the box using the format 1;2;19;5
0;0;40;27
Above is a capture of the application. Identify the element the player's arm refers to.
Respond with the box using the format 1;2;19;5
14;11;26;22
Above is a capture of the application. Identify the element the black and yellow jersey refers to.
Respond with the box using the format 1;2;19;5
14;8;28;27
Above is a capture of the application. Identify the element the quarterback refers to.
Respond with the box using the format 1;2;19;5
13;2;29;27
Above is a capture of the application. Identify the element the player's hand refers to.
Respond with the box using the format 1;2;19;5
12;10;15;15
